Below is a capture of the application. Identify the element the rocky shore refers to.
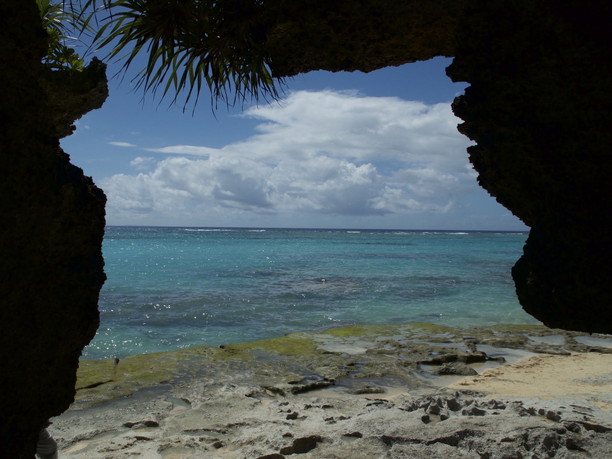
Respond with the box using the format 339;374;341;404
50;323;612;458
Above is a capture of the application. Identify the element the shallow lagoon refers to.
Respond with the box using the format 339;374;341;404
85;226;537;359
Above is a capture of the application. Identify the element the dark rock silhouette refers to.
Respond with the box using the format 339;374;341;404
1;0;609;456
445;1;611;333
0;1;107;456
262;0;611;333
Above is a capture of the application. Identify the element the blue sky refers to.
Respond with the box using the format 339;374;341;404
62;56;528;231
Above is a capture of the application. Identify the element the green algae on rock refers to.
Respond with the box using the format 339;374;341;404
72;322;612;409
75;347;216;408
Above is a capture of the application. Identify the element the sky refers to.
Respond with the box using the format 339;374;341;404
62;56;528;231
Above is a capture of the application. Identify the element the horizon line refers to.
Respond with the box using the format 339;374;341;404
105;224;529;234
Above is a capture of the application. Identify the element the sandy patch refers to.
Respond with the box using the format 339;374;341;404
449;352;612;401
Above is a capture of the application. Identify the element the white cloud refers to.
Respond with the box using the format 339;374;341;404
130;156;156;171
109;141;137;148
102;90;476;226
144;145;221;157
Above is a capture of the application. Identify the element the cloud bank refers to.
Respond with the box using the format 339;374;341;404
103;90;477;227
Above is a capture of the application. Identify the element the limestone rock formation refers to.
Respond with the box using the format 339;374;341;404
0;1;108;456
445;1;611;333
1;0;610;456
262;0;611;333
264;0;462;74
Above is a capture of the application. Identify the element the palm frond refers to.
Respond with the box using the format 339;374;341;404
38;0;92;70
81;0;284;110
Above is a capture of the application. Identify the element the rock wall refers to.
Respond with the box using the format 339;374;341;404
263;0;611;333
0;1;108;456
265;0;462;75
446;1;611;333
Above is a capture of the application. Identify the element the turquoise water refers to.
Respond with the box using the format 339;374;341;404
84;227;538;360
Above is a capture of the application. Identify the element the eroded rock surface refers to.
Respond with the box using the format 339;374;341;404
264;0;462;75
0;1;108;456
69;323;612;409
52;390;612;458
50;324;612;458
445;1;612;333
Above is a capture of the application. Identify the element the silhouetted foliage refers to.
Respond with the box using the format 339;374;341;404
80;0;283;109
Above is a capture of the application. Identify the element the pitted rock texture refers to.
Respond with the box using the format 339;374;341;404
445;1;612;333
49;386;612;458
50;325;612;457
41;57;109;138
264;0;462;75
0;0;108;456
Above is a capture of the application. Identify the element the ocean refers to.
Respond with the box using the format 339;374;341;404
83;226;538;360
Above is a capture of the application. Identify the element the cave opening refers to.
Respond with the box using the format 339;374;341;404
1;1;610;456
